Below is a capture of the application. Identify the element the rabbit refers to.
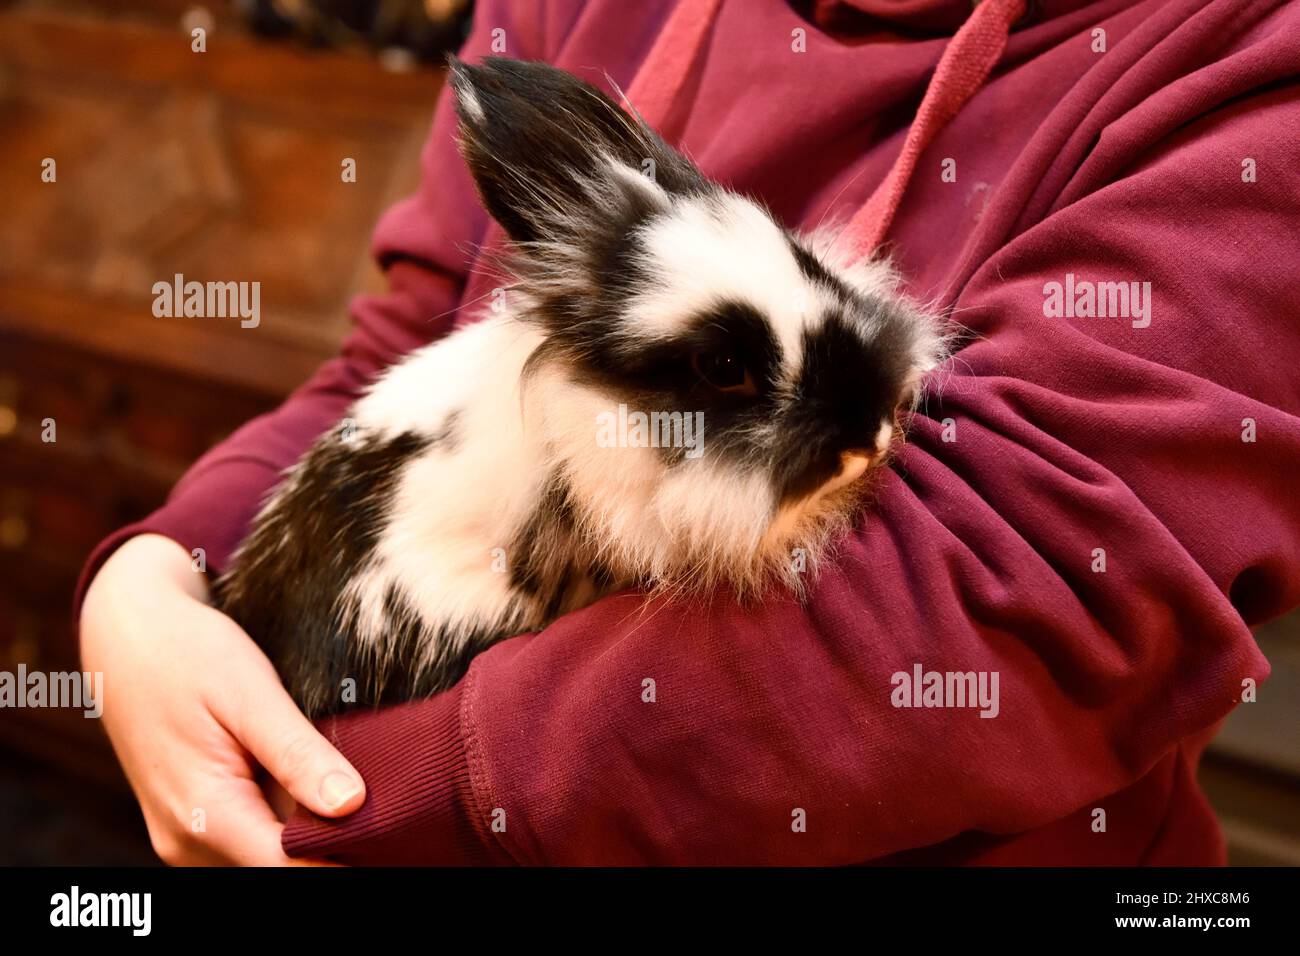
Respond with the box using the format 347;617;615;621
212;57;946;717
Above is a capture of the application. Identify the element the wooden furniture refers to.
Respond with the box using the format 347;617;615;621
0;4;443;795
1199;615;1300;865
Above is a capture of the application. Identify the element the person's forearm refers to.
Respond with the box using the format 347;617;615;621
284;682;510;865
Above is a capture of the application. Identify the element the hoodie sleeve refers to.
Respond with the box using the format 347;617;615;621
71;0;560;612
282;69;1299;862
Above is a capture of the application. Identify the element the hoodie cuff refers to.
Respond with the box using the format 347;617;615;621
282;682;510;865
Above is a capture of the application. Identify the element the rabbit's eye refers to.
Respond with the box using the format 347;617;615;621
692;347;756;396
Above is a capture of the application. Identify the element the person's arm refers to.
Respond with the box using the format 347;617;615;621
283;70;1300;865
77;0;561;864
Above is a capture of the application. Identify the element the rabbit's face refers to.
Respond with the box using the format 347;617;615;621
453;58;943;592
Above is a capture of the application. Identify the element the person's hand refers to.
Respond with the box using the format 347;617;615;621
80;533;365;865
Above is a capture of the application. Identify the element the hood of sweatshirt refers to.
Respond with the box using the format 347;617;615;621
626;0;1031;256
810;0;1091;34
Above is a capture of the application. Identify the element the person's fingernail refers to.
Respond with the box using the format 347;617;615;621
319;771;362;810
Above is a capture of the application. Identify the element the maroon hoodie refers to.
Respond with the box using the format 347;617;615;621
78;0;1300;865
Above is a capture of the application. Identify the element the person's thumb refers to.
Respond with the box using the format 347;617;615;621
217;658;366;819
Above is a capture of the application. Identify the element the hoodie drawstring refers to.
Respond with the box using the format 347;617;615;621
838;0;1026;257
624;0;725;143
623;0;1026;262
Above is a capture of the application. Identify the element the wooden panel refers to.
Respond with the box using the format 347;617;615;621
0;6;443;795
0;9;439;361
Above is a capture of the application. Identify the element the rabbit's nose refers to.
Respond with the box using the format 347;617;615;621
836;449;875;486
814;448;875;499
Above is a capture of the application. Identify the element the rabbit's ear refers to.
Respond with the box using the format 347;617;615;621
448;56;707;243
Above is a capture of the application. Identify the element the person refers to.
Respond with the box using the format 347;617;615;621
78;0;1300;865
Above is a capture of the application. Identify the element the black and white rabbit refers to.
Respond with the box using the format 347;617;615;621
213;57;945;717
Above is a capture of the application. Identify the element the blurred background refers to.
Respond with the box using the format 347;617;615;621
0;0;1296;866
0;0;467;863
